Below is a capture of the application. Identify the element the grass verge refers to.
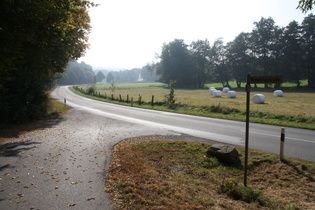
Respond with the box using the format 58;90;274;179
70;86;315;129
106;138;315;209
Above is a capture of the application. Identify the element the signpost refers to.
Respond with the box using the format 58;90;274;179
244;74;283;187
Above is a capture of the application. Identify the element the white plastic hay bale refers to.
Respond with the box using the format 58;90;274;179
227;91;236;98
274;90;284;97
253;94;265;104
222;87;230;93
213;90;222;97
209;87;217;95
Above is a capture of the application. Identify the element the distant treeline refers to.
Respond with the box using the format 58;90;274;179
57;61;160;85
57;61;95;85
149;15;315;88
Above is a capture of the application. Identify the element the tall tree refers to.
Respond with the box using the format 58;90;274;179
282;21;304;87
301;14;315;87
0;0;94;122
106;72;115;83
251;17;279;87
96;71;106;83
157;39;193;87
227;32;252;88
190;40;211;88
209;39;231;87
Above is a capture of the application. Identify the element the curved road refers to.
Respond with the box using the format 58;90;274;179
1;86;314;210
53;86;315;162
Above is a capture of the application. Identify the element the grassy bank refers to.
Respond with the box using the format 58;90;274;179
106;139;315;209
71;83;315;129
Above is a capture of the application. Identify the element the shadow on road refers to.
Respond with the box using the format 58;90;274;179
0;115;66;141
0;141;41;158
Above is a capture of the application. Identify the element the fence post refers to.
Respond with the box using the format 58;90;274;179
127;94;129;103
138;95;142;105
280;128;285;161
151;95;154;106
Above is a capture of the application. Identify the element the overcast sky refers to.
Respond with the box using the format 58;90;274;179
78;0;312;70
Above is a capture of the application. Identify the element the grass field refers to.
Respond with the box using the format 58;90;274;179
106;138;315;209
75;82;315;129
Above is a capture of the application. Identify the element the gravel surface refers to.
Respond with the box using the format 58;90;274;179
0;108;209;209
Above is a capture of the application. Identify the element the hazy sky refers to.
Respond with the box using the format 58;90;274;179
79;0;312;70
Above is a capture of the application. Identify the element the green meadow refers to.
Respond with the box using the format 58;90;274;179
73;81;315;129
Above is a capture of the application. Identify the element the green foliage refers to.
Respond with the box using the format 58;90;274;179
164;80;177;108
110;81;116;92
200;157;220;169
57;61;95;85
87;85;96;95
0;0;94;123
221;178;263;203
297;0;315;12
95;71;105;83
152;15;315;89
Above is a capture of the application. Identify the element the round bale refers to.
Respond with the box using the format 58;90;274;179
227;91;236;98
274;90;284;97
209;88;217;95
213;90;222;97
253;94;265;104
222;87;230;93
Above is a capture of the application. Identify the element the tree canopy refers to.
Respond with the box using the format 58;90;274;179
57;61;95;85
150;15;315;89
0;0;95;122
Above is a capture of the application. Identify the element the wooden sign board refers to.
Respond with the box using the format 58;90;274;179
248;75;283;84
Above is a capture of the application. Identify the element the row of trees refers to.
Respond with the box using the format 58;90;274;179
150;15;315;88
57;61;95;85
0;0;95;122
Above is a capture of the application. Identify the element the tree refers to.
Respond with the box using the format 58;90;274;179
56;61;95;85
106;72;115;83
251;17;279;87
209;39;231;87
297;0;315;13
282;21;304;87
96;71;106;83
227;32;252;88
190;40;211;88
301;14;315;87
157;39;193;87
0;0;95;122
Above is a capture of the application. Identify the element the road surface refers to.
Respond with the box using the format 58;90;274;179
53;86;315;162
0;86;314;209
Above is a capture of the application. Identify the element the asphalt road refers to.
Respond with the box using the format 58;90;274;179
53;86;315;162
0;86;314;209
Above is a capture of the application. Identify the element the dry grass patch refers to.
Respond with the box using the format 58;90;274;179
106;137;315;209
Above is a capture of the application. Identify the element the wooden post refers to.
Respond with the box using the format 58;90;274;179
127;94;129;103
138;95;142;105
244;74;250;187
119;94;122;102
131;97;133;107
111;94;114;100
151;95;154;106
280;128;285;161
